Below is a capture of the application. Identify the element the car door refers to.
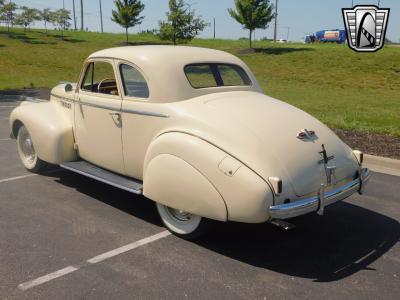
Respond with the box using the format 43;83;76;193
118;62;169;180
74;59;125;174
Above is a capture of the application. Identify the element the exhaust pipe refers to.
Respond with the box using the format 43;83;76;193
270;219;296;230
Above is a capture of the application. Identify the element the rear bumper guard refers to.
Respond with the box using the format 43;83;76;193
269;168;371;220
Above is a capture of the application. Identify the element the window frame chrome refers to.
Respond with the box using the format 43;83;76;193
183;62;253;89
78;58;122;101
114;60;150;102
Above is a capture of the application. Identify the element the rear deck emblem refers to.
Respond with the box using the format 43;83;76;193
297;129;316;140
342;5;390;52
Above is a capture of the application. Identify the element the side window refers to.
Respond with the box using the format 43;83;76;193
81;61;119;96
184;64;218;89
120;64;149;98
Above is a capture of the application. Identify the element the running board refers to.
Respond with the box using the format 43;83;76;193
60;161;143;195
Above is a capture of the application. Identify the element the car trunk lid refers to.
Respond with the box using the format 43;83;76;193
201;92;358;197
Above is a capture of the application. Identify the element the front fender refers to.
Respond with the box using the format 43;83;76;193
9;101;76;164
143;132;274;223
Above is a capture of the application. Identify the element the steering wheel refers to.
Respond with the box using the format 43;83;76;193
98;78;116;93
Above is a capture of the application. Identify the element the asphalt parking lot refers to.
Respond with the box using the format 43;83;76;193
1;100;399;300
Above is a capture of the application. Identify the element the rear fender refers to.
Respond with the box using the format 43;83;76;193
144;153;228;221
144;132;274;223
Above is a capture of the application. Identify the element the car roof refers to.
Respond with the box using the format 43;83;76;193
90;45;240;66
88;46;260;103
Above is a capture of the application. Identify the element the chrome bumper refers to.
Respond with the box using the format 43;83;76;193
269;168;371;220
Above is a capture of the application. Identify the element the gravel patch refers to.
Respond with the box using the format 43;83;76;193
334;129;400;160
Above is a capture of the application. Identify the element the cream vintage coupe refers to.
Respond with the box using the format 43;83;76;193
9;46;370;239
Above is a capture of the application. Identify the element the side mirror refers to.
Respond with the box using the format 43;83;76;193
65;83;73;92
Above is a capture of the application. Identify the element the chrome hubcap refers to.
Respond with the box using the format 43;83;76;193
167;208;193;222
19;129;36;163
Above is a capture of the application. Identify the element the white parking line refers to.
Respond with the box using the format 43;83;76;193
0;138;11;141
18;267;79;291
0;106;17;108
0;169;63;184
0;173;37;183
87;230;171;264
18;230;171;291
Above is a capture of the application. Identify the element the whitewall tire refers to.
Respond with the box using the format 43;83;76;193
17;125;47;173
156;203;210;239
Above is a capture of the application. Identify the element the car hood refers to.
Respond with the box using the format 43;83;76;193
170;91;359;197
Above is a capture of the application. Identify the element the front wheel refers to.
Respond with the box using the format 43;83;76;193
17;125;48;173
156;203;211;240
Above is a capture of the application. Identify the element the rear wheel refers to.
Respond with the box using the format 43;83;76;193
17;125;47;173
156;203;211;240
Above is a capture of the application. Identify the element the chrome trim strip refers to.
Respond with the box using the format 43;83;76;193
52;93;121;112
51;93;168;118
53;94;120;112
51;93;75;103
80;101;121;112
60;164;143;195
121;108;169;118
269;168;371;220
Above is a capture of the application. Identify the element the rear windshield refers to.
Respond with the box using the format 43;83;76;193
184;63;252;89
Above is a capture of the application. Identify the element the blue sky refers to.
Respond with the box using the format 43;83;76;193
11;0;400;42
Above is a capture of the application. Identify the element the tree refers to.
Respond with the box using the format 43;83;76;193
0;1;4;25
40;8;53;33
111;0;145;44
159;0;207;45
52;9;71;39
14;6;41;32
0;1;17;31
228;0;274;48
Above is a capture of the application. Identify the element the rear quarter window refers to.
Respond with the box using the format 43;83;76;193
119;64;149;98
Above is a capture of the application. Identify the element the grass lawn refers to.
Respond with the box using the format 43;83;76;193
0;28;399;136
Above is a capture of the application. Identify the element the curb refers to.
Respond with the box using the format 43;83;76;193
0;95;23;101
0;95;34;102
364;154;400;177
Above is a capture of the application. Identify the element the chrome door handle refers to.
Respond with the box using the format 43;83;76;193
109;112;122;125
